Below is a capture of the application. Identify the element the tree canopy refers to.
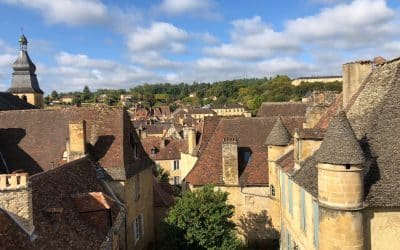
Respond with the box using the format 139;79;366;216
164;185;241;250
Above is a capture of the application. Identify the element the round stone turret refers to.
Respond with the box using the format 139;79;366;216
265;117;291;146
316;111;365;250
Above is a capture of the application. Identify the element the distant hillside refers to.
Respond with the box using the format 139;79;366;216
47;75;342;113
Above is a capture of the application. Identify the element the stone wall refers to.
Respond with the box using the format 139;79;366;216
342;62;372;107
319;208;364;250
180;152;197;181
365;207;400;250
14;93;43;108
317;163;363;209
0;173;34;235
281;174;318;250
221;138;239;185
125;167;154;250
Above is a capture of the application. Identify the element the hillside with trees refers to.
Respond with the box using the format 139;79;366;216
46;75;342;112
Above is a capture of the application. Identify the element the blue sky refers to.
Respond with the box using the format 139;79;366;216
0;0;399;93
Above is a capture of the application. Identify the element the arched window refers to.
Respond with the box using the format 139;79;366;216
21;95;27;102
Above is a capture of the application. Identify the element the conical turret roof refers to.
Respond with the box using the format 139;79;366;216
8;35;43;94
265;117;291;146
315;111;365;165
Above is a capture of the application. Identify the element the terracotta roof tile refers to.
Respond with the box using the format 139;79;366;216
257;102;306;117
186;117;305;186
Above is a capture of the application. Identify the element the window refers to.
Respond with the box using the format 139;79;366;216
281;173;286;207
173;176;180;185
173;160;179;170
288;179;293;216
300;189;306;232
134;175;140;201
270;185;276;197
243;151;251;164
313;200;319;249
134;214;144;243
287;231;291;250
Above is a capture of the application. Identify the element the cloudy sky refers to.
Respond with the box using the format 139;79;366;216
0;0;399;93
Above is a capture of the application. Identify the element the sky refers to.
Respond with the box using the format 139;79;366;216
0;0;399;93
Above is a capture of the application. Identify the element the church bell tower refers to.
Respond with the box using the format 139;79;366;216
8;34;44;108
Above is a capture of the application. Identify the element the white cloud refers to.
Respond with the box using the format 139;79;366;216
157;0;220;19
285;0;396;48
55;52;117;69
204;16;299;60
130;51;182;69
1;0;109;26
127;22;188;52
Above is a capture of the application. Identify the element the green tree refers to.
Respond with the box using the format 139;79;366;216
82;85;91;102
50;90;58;100
164;185;241;250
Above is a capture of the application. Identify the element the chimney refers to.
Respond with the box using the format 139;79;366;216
185;128;196;155
0;173;35;239
222;137;239;185
342;61;373;107
68;120;87;161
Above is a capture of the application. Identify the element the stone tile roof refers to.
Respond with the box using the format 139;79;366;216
0;106;149;180
185;117;305;186
297;57;400;207
265;117;291;146
257;102;307;117
315;111;365;165
292;156;318;197
313;93;343;129
276;150;296;175
0;92;36;110
141;137;187;160
345;58;400;207
145;123;171;135
0;157;121;249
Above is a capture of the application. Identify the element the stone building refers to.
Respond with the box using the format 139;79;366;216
210;103;252;117
267;58;400;250
185;116;305;248
0;106;155;249
291;76;342;86
141;127;200;185
8;35;44;108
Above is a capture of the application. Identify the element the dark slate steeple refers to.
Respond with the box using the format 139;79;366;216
315;111;365;165
8;35;43;94
265;117;291;146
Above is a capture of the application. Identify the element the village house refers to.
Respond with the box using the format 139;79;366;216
210;103;252;117
267;58;400;250
0;36;156;249
184;116;305;248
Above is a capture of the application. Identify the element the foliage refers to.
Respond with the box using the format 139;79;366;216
164;185;241;250
153;165;170;183
52;76;342;111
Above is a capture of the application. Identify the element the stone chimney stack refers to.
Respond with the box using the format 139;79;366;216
0;173;35;238
184;128;196;155
342;61;373;107
68;120;87;161
222;137;239;185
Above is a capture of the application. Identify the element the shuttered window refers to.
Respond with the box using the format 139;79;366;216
280;172;286;207
300;189;306;231
288;179;293;216
313;200;319;249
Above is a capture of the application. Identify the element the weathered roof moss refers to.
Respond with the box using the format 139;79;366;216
265;117;291;146
315;111;365;165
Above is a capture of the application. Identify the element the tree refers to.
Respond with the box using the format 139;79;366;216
153;165;170;183
82;85;91;102
50;90;58;100
164;185;241;250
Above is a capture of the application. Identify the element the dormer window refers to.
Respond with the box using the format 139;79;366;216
151;147;157;155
